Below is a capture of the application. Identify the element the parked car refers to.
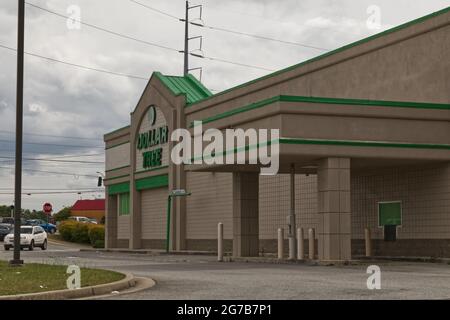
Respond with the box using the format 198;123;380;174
87;218;98;224
68;216;95;224
0;217;27;228
25;219;57;234
3;225;48;251
0;224;12;241
0;217;14;225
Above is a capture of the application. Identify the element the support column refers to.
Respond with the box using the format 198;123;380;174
105;192;117;249
232;172;259;257
129;185;141;249
317;158;351;261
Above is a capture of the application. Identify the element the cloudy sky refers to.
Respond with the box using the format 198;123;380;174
0;0;449;211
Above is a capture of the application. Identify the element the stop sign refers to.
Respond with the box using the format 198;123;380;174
43;203;53;214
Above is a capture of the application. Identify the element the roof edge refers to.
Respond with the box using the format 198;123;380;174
190;95;450;127
187;5;450;108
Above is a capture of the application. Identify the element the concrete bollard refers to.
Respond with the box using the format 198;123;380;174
277;228;284;260
365;228;372;257
218;223;224;262
308;228;315;260
297;227;304;260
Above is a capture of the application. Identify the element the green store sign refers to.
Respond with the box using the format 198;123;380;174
137;106;169;169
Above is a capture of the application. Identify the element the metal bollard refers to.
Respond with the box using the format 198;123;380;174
297;227;304;260
308;228;315;260
218;223;224;262
277;228;284;260
365;228;372;257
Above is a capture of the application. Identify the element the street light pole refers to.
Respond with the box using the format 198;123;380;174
166;189;191;253
10;0;25;266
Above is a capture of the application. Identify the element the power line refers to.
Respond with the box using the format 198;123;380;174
0;187;104;191
0;150;104;158
0;138;103;149
26;2;180;53
129;0;180;20
31;153;104;160
0;43;150;81
0;166;99;178
197;24;329;51
25;2;273;72
0;130;103;141
130;0;329;51
0;190;104;195
0;156;103;164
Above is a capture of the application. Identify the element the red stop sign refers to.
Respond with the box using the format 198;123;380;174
43;203;53;214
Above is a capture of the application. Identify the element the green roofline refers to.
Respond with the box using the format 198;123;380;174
187;6;450;108
154;72;212;104
190;95;450;127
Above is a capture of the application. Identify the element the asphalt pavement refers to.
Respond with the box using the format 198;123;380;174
1;240;450;300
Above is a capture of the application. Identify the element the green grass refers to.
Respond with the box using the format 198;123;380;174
0;260;125;296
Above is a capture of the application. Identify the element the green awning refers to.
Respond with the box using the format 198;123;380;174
108;182;130;195
135;174;168;191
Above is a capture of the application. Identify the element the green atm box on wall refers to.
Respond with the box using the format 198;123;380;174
378;201;402;241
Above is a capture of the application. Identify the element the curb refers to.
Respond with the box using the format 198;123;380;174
224;256;450;266
80;248;217;256
0;272;136;300
47;239;92;249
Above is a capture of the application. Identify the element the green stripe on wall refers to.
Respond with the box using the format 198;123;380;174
135;174;169;191
108;182;130;195
190;95;450;127
279;138;450;150
191;138;450;163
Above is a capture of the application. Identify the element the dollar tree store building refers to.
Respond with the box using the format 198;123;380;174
104;7;450;260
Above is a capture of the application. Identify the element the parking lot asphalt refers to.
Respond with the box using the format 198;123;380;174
1;241;449;300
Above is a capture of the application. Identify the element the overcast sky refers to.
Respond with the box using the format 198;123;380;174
0;0;449;211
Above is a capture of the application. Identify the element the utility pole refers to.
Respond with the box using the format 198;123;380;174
183;1;189;76
182;1;203;77
10;0;25;266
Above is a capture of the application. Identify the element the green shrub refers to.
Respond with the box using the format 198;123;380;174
93;240;105;249
88;225;105;247
72;223;90;244
58;221;92;244
58;221;78;242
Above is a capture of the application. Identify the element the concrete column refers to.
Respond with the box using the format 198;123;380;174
129;185;141;249
297;228;304;260
277;228;284;260
218;223;224;262
317;157;351;261
232;172;259;257
105;192;117;249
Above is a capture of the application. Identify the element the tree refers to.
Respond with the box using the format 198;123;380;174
53;206;72;222
0;205;13;218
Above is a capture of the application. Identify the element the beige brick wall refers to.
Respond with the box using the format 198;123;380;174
141;187;168;239
117;214;130;240
352;164;450;240
259;174;318;240
186;172;233;239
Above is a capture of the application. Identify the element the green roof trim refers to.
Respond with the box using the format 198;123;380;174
108;182;130;195
187;6;450;108
135;174;169;191
191;95;450;127
279;138;450;150
154;72;212;104
190;137;450;163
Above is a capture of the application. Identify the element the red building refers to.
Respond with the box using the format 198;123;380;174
70;199;105;223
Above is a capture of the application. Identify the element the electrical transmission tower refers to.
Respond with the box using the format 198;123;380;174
181;1;203;79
